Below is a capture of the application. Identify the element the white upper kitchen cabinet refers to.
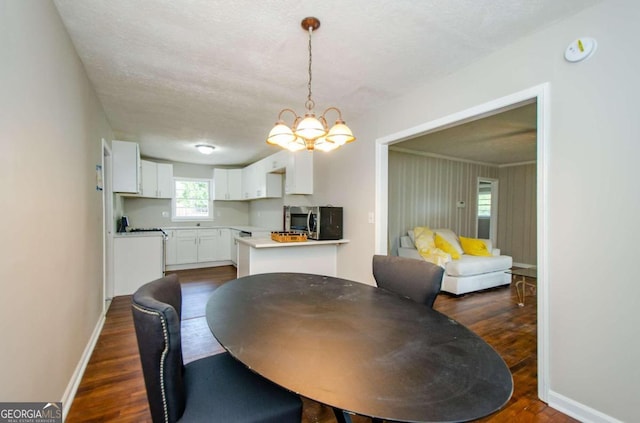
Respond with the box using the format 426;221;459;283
241;163;256;200
285;151;313;195
156;163;173;198
242;160;282;200
214;168;242;201
112;140;141;193
266;150;288;172
140;160;173;198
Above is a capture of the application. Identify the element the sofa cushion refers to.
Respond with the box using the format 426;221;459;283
399;235;414;249
459;236;492;257
446;255;513;277
433;229;464;256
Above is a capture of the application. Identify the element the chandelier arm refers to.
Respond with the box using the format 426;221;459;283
292;115;302;131
318;115;329;132
321;106;345;121
277;108;301;123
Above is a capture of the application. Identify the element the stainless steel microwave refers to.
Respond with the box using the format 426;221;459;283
283;206;343;240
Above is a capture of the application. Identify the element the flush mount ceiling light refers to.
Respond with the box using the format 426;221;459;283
195;144;216;155
266;17;355;152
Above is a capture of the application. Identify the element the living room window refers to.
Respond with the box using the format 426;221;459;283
477;191;492;217
172;177;213;221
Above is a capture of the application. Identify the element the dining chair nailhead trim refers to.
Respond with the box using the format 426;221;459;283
133;303;171;423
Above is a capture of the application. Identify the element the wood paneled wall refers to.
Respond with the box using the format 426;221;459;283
498;163;537;266
388;150;537;266
388;150;498;254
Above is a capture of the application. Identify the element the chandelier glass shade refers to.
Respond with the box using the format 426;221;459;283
266;17;355;152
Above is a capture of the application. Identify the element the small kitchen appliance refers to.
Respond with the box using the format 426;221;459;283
118;216;130;233
284;206;343;240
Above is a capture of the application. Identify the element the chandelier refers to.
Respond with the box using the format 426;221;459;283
266;17;355;152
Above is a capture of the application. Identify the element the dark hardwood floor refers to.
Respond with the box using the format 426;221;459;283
66;266;576;423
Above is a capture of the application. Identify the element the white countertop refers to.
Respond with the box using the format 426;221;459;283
114;231;165;238
160;225;275;233
237;237;349;249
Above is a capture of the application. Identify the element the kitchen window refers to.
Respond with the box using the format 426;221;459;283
172;177;213;221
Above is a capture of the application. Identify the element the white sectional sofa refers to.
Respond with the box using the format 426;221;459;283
398;229;512;295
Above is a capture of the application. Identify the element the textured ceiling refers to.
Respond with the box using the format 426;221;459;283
393;102;537;165
53;0;598;165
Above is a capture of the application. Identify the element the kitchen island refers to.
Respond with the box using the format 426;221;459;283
236;237;349;278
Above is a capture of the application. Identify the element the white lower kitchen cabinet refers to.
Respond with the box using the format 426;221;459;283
230;229;241;265
164;230;178;265
164;228;231;270
113;234;164;296
197;229;218;262
176;230;199;264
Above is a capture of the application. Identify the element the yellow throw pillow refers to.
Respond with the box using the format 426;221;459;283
435;233;461;260
413;227;435;252
459;236;492;257
413;227;451;268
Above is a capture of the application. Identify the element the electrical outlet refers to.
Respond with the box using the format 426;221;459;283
161;211;169;217
368;212;375;224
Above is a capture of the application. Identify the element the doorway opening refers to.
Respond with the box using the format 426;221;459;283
375;83;549;402
476;178;498;244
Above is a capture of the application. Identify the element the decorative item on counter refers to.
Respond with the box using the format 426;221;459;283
271;231;308;243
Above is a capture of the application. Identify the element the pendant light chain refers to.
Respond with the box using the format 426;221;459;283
306;26;314;111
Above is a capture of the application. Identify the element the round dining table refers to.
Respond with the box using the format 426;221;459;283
206;272;513;423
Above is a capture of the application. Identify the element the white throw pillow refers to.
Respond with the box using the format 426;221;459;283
480;238;493;251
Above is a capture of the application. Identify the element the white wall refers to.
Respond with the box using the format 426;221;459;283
319;0;639;421
0;0;112;405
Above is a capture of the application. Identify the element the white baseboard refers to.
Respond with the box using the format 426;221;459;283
512;262;536;268
165;260;233;272
548;390;623;423
61;313;106;421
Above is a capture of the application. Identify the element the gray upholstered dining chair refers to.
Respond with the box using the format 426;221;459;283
131;274;303;423
372;255;444;308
